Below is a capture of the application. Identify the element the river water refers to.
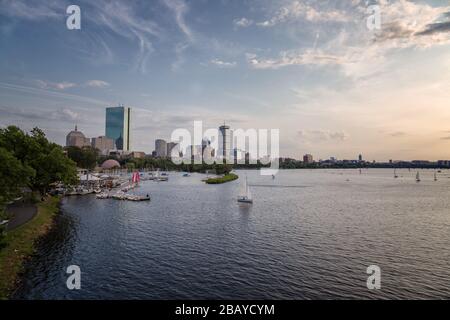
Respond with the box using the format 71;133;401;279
13;169;450;299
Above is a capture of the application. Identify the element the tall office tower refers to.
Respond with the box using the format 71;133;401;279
218;124;232;161
166;142;178;158
105;105;131;151
155;139;167;158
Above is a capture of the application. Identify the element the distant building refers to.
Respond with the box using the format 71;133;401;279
66;125;90;148
130;151;146;159
438;160;450;167
358;154;363;162
91;136;115;154
105;105;131;151
101;159;121;170
166;142;178;158
303;154;314;164
155;139;167;158
218;124;232;161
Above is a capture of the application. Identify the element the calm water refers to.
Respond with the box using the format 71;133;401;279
13;169;450;299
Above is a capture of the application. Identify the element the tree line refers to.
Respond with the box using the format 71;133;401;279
0;126;78;207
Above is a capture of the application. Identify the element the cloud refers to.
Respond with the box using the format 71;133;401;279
209;59;237;68
255;1;350;27
1;0;162;74
88;0;161;74
416;20;450;36
298;130;349;143
0;82;110;106
162;0;194;42
247;50;347;69
390;131;406;137
233;17;253;28
0;0;63;21
85;80;110;88
0;105;84;123
35;80;77;90
371;0;450;47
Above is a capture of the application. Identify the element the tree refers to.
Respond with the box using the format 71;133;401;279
0;126;78;196
0;147;34;204
31;145;78;195
66;146;98;170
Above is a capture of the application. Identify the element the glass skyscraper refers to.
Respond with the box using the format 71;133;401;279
105;105;131;151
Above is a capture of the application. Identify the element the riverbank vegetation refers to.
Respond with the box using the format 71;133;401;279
205;173;239;184
0;126;77;277
0;126;78;199
0;196;60;299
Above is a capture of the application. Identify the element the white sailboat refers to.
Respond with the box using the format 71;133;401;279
434;171;438;181
237;176;253;204
416;171;421;182
394;169;398;179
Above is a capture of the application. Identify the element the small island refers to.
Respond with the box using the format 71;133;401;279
205;173;239;184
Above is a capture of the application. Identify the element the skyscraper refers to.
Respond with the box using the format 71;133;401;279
166;142;178;158
218;124;231;161
105;105;131;151
155;139;167;158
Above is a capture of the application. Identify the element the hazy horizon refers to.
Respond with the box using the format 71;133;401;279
1;0;450;161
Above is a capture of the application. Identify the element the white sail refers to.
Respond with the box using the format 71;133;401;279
240;176;247;197
246;178;252;200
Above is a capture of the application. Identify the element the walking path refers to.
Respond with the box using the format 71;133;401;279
5;202;38;231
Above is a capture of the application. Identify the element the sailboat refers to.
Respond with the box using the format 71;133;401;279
416;171;421;183
394;169;398;179
237;176;253;204
434;172;438;181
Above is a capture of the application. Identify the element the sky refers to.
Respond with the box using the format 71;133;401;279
0;0;450;161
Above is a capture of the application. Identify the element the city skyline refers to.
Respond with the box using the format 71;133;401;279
1;0;450;160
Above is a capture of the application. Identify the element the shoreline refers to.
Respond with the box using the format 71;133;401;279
0;196;61;300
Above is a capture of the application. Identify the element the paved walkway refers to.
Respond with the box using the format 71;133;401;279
5;202;38;231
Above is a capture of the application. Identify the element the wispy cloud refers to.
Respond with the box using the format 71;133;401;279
35;80;77;90
85;80;110;88
390;131;407;138
247;50;347;69
298;130;349;143
255;0;350;27
0;82;110;106
209;59;237;68
0;0;64;21
162;0;194;42
233;17;253;28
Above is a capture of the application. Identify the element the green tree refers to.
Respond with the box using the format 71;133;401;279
66;146;98;170
0;126;78;196
0;147;35;204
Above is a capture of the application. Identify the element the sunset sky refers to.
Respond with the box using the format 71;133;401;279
1;0;450;160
